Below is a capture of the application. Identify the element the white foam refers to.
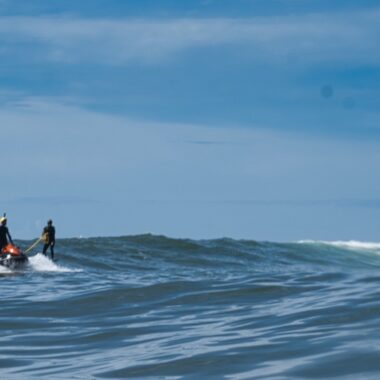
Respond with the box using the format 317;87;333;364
0;264;12;274
297;240;380;251
28;253;82;273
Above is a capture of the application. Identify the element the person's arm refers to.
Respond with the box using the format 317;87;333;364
7;229;13;245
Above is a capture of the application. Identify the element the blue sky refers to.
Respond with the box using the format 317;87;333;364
1;0;380;241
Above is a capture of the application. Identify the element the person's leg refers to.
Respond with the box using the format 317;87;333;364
50;244;54;260
43;244;48;255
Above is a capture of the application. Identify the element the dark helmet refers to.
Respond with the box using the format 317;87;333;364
48;219;53;225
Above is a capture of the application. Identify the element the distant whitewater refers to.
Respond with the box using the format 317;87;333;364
2;235;380;379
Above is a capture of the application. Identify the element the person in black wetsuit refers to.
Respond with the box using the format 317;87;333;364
0;216;14;251
42;219;56;259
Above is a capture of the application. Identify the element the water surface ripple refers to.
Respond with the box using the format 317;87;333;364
1;235;380;379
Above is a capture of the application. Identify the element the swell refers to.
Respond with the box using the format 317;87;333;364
17;234;380;273
4;269;380;379
2;235;380;379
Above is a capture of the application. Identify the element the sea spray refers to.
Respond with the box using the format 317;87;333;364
28;252;83;273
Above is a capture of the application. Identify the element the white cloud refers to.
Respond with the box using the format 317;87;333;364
0;8;378;65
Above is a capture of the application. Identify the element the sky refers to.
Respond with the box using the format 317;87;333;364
1;0;380;241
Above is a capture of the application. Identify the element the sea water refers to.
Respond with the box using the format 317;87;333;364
1;235;380;379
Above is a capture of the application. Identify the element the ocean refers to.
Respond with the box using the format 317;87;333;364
1;235;380;379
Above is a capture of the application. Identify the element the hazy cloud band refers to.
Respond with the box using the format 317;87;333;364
0;9;379;65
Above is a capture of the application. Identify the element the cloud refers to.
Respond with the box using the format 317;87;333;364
2;95;380;202
185;140;245;146
0;8;379;66
135;198;380;208
5;196;101;206
2;96;380;239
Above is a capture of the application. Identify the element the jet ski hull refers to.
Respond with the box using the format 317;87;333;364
0;254;28;269
0;244;28;269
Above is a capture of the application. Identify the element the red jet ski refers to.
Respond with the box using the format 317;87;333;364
0;244;28;269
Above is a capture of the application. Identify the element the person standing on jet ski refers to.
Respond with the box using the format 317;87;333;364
42;219;55;259
0;216;14;251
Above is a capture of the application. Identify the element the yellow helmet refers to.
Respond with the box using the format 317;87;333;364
0;216;7;224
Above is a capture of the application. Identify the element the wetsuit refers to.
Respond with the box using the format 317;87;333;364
42;225;56;259
0;225;13;250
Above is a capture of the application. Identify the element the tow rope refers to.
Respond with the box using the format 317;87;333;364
25;237;43;254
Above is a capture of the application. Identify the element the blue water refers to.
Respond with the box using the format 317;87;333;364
2;235;380;379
